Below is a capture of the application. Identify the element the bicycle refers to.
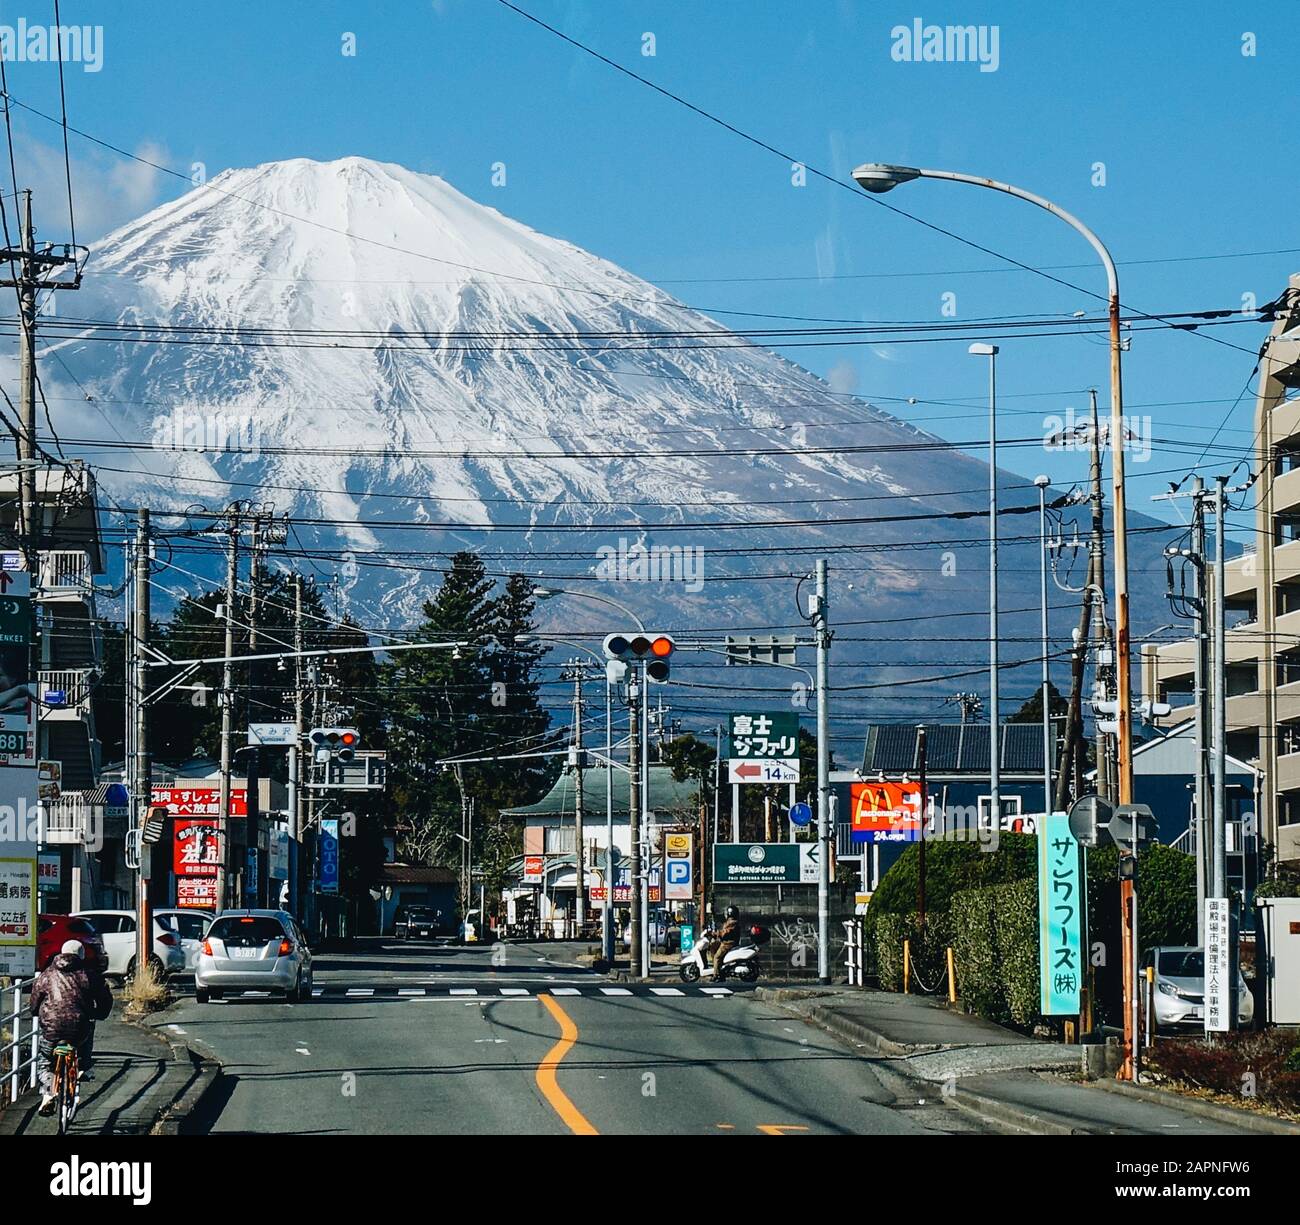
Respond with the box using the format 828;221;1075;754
50;1041;79;1135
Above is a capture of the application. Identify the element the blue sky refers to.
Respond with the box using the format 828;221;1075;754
4;0;1297;539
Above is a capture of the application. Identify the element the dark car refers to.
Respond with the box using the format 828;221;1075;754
395;906;444;940
37;913;107;972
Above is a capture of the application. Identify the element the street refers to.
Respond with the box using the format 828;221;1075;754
157;939;984;1136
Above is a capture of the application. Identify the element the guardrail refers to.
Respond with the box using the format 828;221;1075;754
1;977;38;1105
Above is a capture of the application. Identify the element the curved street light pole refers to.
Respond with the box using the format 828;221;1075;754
852;164;1131;805
854;164;1136;1079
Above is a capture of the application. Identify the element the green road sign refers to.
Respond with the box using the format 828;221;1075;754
713;842;817;885
726;711;799;761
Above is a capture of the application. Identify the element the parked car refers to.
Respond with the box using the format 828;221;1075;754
1144;945;1255;1028
195;909;312;1003
394;906;444;940
72;909;185;980
154;908;215;971
37;913;107;972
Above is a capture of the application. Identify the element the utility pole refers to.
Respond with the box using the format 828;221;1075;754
1212;476;1228;904
916;725;927;930
639;657;651;979
1191;479;1210;943
288;574;304;915
133;509;152;976
1089;392;1113;804
627;667;642;975
0;190;82;565
813;558;832;984
565;659;587;930
215;505;239;909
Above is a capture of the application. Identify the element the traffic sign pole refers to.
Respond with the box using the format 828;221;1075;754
814;559;831;984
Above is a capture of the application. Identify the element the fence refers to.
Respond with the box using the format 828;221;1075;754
843;919;867;986
1;978;38;1105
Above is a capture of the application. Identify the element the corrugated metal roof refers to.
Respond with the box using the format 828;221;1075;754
501;765;699;818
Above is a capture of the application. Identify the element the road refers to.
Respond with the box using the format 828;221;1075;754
156;938;989;1135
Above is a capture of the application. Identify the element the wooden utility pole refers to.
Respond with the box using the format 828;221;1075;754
133;509;152;975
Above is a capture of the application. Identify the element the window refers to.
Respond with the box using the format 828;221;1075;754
1278;651;1300;687
1276;515;1300;547
1277;585;1300;617
1276;445;1300;477
207;916;286;947
544;825;575;854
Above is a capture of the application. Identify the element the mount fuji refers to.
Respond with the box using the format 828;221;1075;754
34;156;1158;703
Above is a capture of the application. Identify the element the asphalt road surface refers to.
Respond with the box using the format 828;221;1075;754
158;938;989;1135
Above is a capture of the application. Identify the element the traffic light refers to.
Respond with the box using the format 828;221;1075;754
603;633;675;682
310;727;361;763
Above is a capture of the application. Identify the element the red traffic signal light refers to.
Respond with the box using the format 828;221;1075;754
603;633;674;681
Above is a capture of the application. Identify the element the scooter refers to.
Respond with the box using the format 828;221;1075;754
679;930;761;983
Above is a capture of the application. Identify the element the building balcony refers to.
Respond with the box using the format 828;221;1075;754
1226;551;1256;601
41;793;95;846
37;550;95;602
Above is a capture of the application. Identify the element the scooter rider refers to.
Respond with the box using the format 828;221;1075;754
711;905;741;980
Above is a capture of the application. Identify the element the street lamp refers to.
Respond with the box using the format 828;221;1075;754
969;342;1000;828
852;163;1132;805
858;162;1136;1079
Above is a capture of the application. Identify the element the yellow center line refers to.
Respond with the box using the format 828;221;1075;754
536;992;599;1135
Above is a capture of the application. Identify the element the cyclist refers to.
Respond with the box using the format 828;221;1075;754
29;939;112;1116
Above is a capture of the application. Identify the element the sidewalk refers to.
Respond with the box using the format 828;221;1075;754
0;1009;214;1137
761;986;1300;1136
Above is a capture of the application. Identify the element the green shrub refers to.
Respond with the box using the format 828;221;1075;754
868;835;1198;1030
1148;1030;1300;1111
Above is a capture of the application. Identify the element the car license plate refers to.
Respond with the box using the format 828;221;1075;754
231;947;259;959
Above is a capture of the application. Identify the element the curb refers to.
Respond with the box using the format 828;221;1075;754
759;989;945;1057
1096;1079;1300;1136
122;1011;223;1137
946;1084;1083;1136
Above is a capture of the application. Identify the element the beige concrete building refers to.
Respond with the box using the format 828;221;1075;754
1143;275;1300;865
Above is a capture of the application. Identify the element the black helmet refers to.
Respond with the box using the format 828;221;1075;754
726;905;739;919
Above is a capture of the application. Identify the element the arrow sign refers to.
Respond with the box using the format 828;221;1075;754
734;762;761;780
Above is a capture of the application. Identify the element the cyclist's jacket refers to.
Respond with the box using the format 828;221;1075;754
29;953;112;1041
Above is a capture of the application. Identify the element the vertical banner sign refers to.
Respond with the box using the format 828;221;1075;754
664;831;694;901
0;569;37;976
1038;811;1083;1015
1204;898;1231;1034
727;710;801;784
319;818;340;895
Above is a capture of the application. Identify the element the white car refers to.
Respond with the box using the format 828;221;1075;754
73;909;186;980
154;908;215;972
1145;945;1255;1028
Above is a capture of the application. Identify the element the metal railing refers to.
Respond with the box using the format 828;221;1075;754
37;550;92;594
43;793;94;842
1;978;38;1105
38;668;94;717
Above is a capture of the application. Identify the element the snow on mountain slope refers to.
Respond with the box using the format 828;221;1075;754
35;156;1149;688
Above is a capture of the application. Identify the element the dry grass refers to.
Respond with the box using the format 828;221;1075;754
122;963;170;1017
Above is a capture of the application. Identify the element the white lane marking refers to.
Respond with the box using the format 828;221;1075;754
500;988;530;996
450;988;478;996
700;987;733;995
295;1047;311;1055
167;1024;187;1033
600;987;633;996
549;987;580;996
650;987;684;997
346;988;374;997
311;988;323;997
474;1038;508;1044
397;988;425;996
242;991;270;998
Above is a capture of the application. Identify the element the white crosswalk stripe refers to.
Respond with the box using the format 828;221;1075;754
700;987;733;995
397;988;425;996
449;988;478;996
499;988;530;996
599;987;633;996
649;987;685;996
346;988;374;997
549;988;581;995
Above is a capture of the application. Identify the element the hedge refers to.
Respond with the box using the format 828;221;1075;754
867;838;1198;1029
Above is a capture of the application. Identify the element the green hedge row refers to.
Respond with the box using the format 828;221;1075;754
866;837;1197;1028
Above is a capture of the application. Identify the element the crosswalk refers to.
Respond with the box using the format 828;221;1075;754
198;981;749;1001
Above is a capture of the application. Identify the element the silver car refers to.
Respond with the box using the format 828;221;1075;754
195;910;313;1003
154;908;215;972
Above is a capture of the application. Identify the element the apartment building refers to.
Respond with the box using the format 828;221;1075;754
0;463;113;910
1143;275;1300;866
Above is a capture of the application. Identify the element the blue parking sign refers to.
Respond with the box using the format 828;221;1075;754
666;855;692;900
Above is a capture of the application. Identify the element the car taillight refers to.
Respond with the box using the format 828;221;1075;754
159;931;178;947
278;938;293;956
201;939;213;956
